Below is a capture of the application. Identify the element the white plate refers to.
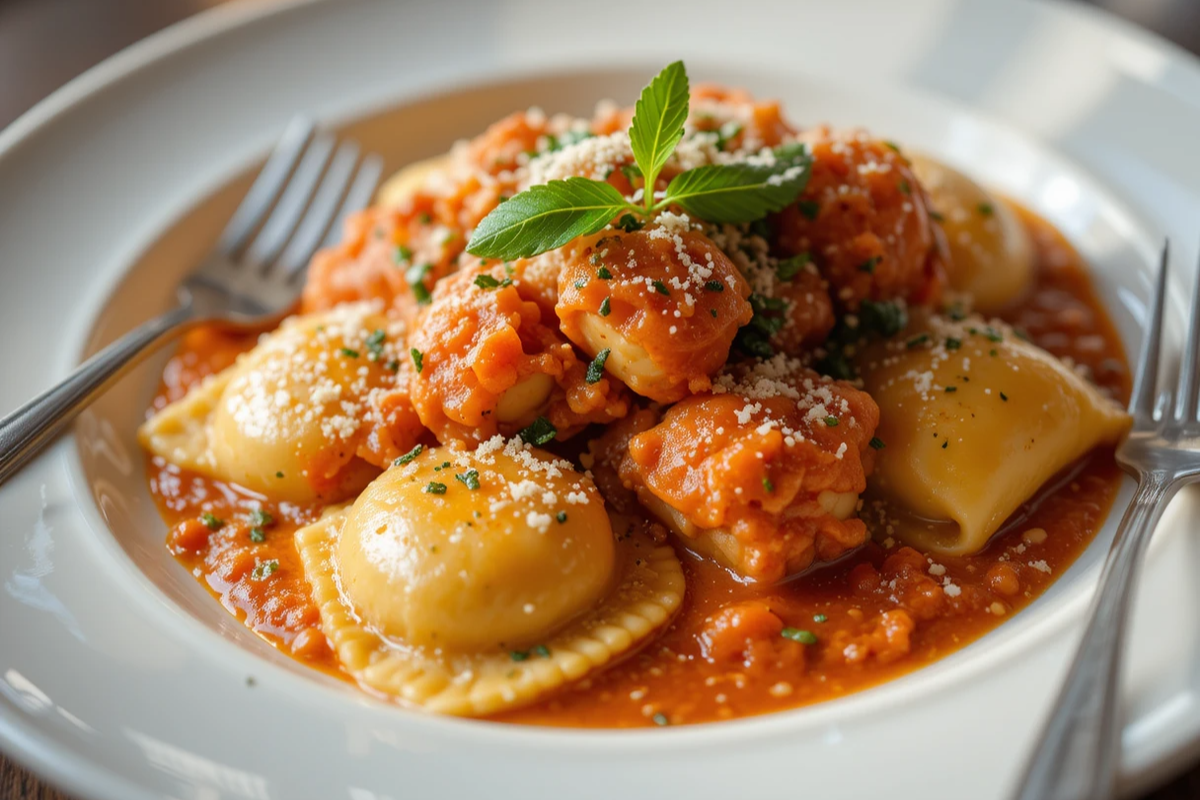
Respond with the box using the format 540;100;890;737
2;1;1199;798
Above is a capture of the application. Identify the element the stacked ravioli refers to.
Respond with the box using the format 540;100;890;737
140;303;683;715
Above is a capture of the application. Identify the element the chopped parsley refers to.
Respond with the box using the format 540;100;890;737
410;348;424;373
715;119;743;151
249;528;266;543
1000;392;1009;402
200;513;224;531
616;213;645;233
869;437;886;450
704;280;725;292
251;560;279;580
858;299;907;338
776;253;808;281
510;650;529;662
813;613;828;623
474;274;510;290
977;202;994;216
652;280;670;296
532;644;550;658
945;337;962;351
652;712;670;727
824;415;839;427
781;628;817;645
597;266;613;280
394;444;423;466
455;469;480;490
519;416;557;446
424;482;447;495
385;359;400;372
762;476;775;493
404;262;433;305
883;140;901;153
365;329;386;360
945;385;958;393
555;511;568;524
858;255;880;274
599;297;611;317
392;244;413;264
586;348;611;384
906;333;929;349
249;509;274;528
339;347;360;359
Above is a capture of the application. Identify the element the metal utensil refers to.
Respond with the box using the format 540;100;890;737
0;116;383;486
1014;241;1199;799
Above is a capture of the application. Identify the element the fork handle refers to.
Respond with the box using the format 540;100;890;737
1013;471;1179;800
0;303;197;487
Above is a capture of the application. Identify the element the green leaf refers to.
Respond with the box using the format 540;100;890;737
466;178;632;260
662;154;812;224
629;61;690;206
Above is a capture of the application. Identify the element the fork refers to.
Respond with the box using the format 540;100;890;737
1014;241;1198;800
0;117;383;487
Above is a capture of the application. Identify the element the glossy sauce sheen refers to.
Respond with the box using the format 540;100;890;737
147;206;1128;727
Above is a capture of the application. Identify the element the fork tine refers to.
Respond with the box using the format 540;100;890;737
276;140;361;276
1176;239;1200;420
1131;241;1170;419
217;117;315;257
243;133;335;272
319;152;384;252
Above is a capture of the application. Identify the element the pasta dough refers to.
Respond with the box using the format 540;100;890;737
857;313;1130;554
907;154;1034;313
138;304;409;503
296;438;684;715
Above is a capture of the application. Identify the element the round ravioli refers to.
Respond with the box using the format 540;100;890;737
295;438;684;716
138;303;418;503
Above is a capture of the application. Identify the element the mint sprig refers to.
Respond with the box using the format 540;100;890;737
629;60;689;211
664;156;811;224
466;178;632;259
465;62;812;261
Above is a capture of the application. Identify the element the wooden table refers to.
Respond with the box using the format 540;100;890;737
2;0;1200;797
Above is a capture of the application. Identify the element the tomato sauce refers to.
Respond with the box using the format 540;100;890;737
146;206;1128;726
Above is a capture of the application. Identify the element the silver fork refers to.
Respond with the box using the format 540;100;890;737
1014;241;1199;800
0;117;383;487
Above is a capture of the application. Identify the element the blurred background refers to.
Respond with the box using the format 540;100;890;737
1;0;1200;798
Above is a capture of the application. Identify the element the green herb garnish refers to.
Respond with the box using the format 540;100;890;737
455;469;480;490
424;482;447;495
776;254;808;281
251;560;279;580
410;348;424;373
519;416;557;446
394;444;423;466
781;628;817;645
465;62;811;260
599;297;612;317
586;349;611;384
651;280;670;296
200;513;224;531
869;437;886;450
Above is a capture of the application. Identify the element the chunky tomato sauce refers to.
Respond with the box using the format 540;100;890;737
147;205;1127;727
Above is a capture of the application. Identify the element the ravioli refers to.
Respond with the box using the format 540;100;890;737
138;304;416;503
295;438;684;716
376;154;453;208
856;313;1130;554
907;154;1034;313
